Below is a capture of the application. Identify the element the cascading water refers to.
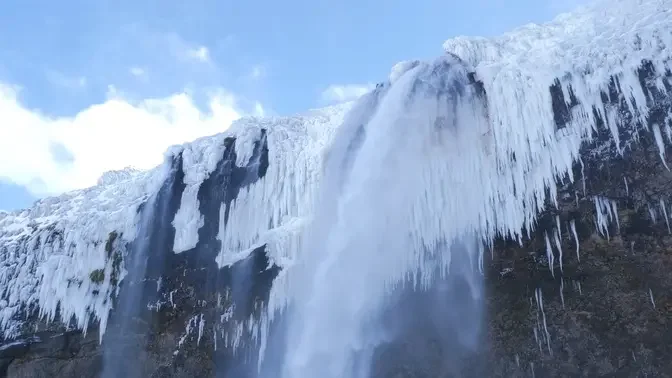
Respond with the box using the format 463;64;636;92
102;160;182;378
265;55;493;378
101;198;156;378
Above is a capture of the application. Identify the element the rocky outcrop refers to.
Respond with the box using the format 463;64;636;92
370;61;672;377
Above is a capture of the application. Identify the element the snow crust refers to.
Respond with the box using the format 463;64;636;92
96;167;142;187
389;60;421;83
444;0;672;157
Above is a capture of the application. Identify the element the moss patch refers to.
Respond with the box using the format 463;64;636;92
110;251;122;287
89;269;105;284
105;231;119;258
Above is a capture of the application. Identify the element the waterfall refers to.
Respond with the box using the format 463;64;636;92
261;55;490;378
101;157;183;378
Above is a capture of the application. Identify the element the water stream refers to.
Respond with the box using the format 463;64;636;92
102;162;181;378
272;55;490;378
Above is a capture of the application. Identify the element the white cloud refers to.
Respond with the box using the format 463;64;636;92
185;46;211;63
129;66;146;77
0;83;248;197
321;83;375;104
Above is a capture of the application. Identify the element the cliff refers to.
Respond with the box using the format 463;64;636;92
2;0;672;376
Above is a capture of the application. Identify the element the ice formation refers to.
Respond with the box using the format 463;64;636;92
0;103;349;341
595;196;620;238
0;0;670;376
0;164;168;339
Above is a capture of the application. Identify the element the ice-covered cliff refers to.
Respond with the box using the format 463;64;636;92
2;0;672;376
0;103;349;337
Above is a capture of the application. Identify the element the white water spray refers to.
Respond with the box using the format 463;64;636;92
269;55;491;378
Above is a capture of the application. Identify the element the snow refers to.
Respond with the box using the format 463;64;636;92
171;104;349;255
0;0;670;361
0;103;351;341
389;60;421;83
0;162;169;339
0;335;40;352
171;131;243;253
96;167;143;187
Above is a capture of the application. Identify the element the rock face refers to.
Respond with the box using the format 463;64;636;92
370;61;672;377
2;54;672;378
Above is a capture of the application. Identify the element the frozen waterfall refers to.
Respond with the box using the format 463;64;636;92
2;1;672;376
261;55;491;378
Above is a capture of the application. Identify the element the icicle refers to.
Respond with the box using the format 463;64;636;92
666;119;672;143
197;314;205;346
649;288;656;309
652;123;670;171
610;200;620;233
578;281;583;295
594;196;619;238
560;278;565;309
545;233;555;277
570;219;580;262
478;242;484;275
648;203;657;223
554;216;564;273
660;198;671;234
579;157;586;195
535;288;552;355
624;177;629;196
594;197;608;238
553;229;564;274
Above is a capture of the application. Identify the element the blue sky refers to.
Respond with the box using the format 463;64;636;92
0;0;585;210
